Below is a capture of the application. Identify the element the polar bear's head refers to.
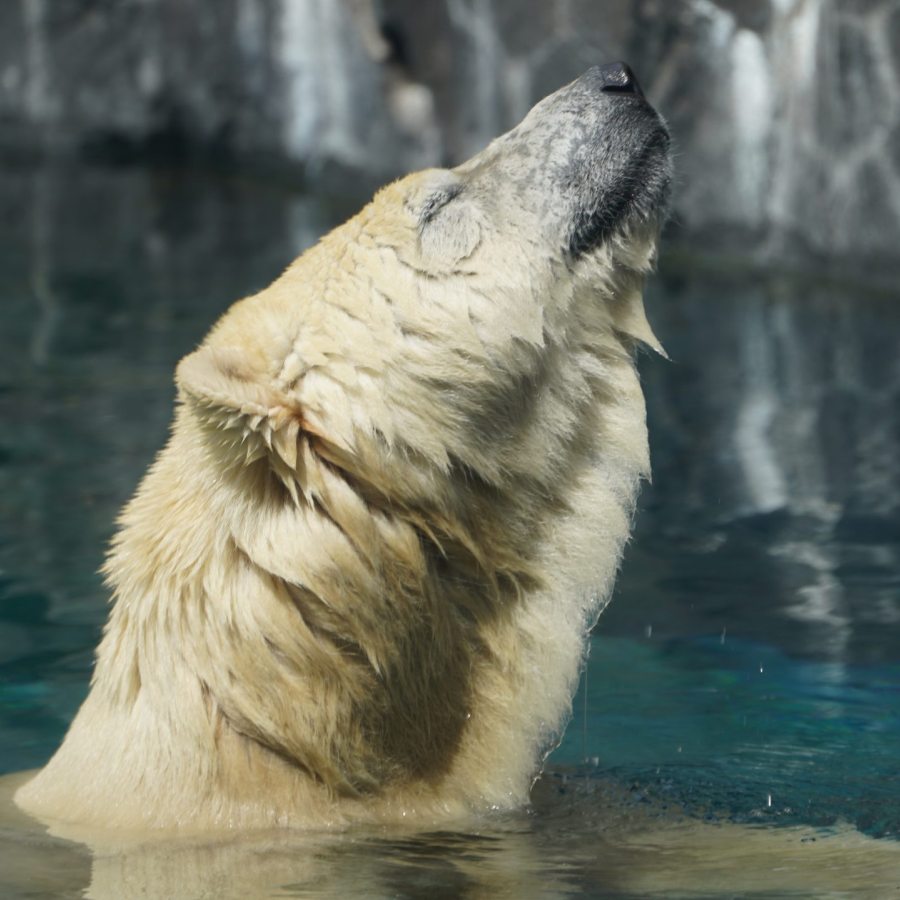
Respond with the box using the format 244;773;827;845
405;61;671;274
177;63;671;487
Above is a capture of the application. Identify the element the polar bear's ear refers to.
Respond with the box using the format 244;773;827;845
175;346;305;471
177;347;282;420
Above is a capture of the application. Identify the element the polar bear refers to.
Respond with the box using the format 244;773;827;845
15;63;671;831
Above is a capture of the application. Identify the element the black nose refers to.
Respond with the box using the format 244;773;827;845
593;62;645;98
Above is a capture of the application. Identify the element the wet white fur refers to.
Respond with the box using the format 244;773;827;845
16;170;663;831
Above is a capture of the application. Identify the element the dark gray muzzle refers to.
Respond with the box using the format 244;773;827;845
455;63;672;260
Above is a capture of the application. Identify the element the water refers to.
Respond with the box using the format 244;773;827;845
0;160;898;898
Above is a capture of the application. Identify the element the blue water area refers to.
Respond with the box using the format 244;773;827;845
559;633;900;837
0;161;899;898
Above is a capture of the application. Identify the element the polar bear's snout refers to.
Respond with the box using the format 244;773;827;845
453;61;671;261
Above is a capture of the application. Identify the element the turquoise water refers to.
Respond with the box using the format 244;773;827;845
0;161;898;897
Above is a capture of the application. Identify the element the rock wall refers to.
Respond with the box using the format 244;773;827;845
1;0;898;266
384;0;900;269
0;0;435;174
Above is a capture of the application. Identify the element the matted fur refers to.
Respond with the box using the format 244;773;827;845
16;68;671;831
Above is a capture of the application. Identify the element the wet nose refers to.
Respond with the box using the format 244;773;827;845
593;62;645;98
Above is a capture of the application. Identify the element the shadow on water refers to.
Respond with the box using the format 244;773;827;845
0;160;898;898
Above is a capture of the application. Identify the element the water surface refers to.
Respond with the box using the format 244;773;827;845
0;161;898;898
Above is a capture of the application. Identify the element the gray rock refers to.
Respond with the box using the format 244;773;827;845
0;0;436;176
1;0;899;268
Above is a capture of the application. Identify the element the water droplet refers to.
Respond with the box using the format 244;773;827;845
720;627;726;645
767;794;772;807
645;624;652;638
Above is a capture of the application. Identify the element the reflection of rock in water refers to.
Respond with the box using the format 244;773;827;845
605;263;900;664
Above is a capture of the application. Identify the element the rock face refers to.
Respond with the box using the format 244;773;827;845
383;0;900;269
0;0;435;175
2;0;899;265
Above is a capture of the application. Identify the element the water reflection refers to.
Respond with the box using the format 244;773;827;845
605;267;900;666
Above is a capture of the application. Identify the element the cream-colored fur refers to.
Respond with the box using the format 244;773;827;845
15;77;668;831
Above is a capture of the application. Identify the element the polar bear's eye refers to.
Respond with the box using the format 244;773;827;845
405;170;467;226
405;171;480;267
419;185;463;225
